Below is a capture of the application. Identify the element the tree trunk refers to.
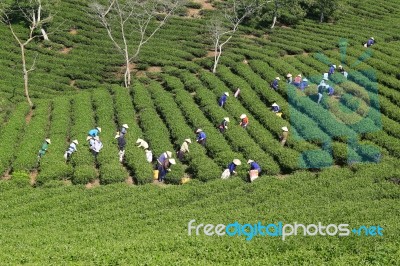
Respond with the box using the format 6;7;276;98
320;11;324;23
21;45;33;108
124;49;130;88
212;42;219;73
213;45;223;73
271;15;277;29
41;28;49;41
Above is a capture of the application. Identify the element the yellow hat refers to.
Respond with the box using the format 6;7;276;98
45;138;51;144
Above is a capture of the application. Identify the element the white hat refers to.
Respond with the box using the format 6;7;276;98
371;37;374;40
233;159;241;166
114;134;120;139
276;77;280;80
287;73;292;77
185;138;192;143
224;117;230;122
86;136;92;141
224;92;229;96
240;114;246;119
272;103;278;107
333;65;336;68
297;74;302;77
73;140;79;144
122;124;129;128
338;65;342;68
136;138;143;143
137;140;149;149
169;158;176;165
195;128;203;133
45;138;51;144
94;136;100;141
247;159;254;164
166;151;172;158
96;127;102;132
302;78;308;81
282;126;288;132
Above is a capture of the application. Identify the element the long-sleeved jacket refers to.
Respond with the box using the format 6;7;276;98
240;117;249;127
367;39;374;47
328;66;335;75
180;141;189;153
271;79;279;90
227;162;237;175
250;162;261;172
120;127;127;137
66;143;77;154
88;129;99;137
93;140;103;152
218;94;227;107
197;132;206;141
272;105;280;113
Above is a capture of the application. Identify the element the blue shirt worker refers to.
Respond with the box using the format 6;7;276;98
196;128;207;146
299;78;309;91
248;160;261;172
119;124;129;137
218;92;229;107
366;37;374;47
157;151;174;182
271;103;280;113
328;86;334;96
64;140;78;162
88;127;101;137
227;159;241;175
271;77;280;90
218;117;230;133
328;65;336;77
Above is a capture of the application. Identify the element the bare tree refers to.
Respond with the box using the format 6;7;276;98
90;0;183;88
0;0;55;108
209;0;260;74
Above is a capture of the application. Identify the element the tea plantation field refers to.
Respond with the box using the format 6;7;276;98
0;0;400;264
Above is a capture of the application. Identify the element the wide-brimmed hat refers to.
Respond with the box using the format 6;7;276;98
281;126;289;132
272;103;278;107
338;65;343;68
73;140;79;144
169;158;176;165
233;159;241;166
240;114;247;119
114;134;120;139
166;151;172;158
45;138;51;144
224;117;230;122
86;136;92;141
122;124;129;128
195;128;203;133
247;159;254;164
303;78;308;81
276;77;280;80
286;73;292;77
297;74;302;77
96;127;101;132
137;140;149;149
371;37;374;40
333;65;336;68
224;92;229;96
185;138;192;143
